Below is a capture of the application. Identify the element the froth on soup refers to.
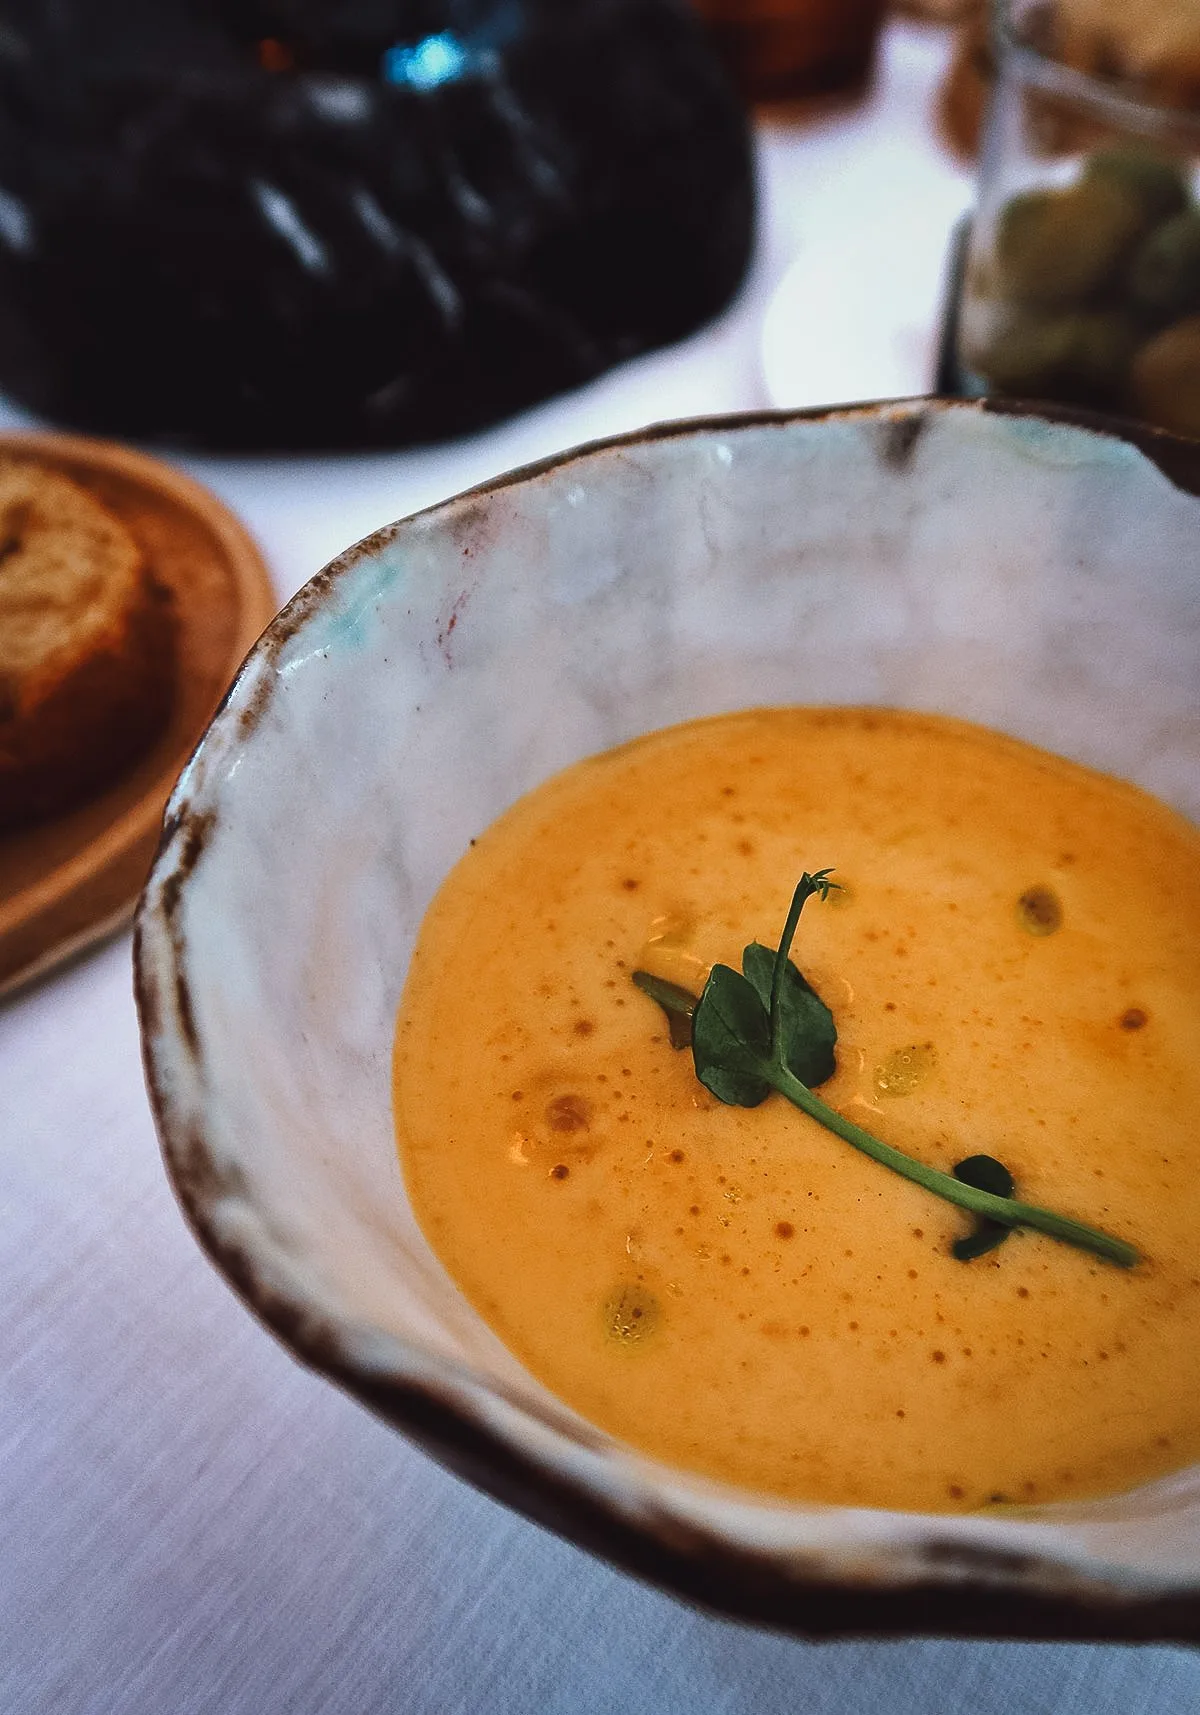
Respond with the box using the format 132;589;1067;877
394;708;1200;1512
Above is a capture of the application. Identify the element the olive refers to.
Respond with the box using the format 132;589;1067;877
1129;315;1200;437
994;179;1148;307
1127;211;1200;320
1084;148;1191;228
972;310;1139;405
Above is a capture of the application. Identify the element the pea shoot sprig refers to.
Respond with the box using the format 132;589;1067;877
632;870;1139;1270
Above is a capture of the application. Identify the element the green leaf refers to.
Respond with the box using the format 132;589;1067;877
952;1223;1011;1263
691;964;773;1106
954;1155;1015;1198
631;970;698;1050
952;1155;1016;1262
741;942;837;1088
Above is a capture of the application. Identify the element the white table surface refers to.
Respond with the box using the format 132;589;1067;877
4;21;1199;1713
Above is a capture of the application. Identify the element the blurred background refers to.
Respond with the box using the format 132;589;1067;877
6;0;1200;457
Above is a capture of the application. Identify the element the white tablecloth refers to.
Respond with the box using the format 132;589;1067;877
4;22;1199;1712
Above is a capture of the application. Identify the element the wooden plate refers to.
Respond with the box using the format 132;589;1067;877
0;431;277;998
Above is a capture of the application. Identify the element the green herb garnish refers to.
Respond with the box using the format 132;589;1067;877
630;971;697;1051
632;870;1139;1271
951;1156;1016;1262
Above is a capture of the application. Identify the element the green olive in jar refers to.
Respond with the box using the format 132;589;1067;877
1083;149;1191;229
972;310;1138;405
1129;316;1200;437
1063;311;1142;400
994;179;1148;307
1128;212;1200;321
967;315;1075;394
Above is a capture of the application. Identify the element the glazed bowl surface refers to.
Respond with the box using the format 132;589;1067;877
136;398;1200;1642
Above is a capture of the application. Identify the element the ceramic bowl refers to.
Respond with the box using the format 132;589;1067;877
136;398;1200;1642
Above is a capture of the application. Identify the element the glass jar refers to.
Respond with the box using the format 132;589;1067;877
953;0;1200;438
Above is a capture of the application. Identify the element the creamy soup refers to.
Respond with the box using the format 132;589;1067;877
393;708;1200;1512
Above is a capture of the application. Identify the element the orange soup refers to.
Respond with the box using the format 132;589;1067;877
393;708;1200;1512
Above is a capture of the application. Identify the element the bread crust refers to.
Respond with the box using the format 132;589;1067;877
0;460;176;832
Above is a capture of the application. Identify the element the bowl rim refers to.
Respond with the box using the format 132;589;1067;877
134;395;1200;1643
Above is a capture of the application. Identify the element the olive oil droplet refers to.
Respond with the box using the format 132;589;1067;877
874;1042;938;1097
603;1284;660;1344
1018;885;1063;935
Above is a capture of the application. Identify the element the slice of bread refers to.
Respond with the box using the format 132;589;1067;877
0;458;175;832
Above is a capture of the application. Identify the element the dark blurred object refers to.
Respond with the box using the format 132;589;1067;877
889;0;975;19
0;0;754;450
691;0;887;104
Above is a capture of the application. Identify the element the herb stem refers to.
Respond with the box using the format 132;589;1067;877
772;1066;1139;1270
769;877;812;1052
769;870;838;1066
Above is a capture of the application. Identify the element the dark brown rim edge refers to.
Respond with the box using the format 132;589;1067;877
133;398;1200;1644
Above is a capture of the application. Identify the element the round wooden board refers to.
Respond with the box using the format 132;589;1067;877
0;432;278;999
